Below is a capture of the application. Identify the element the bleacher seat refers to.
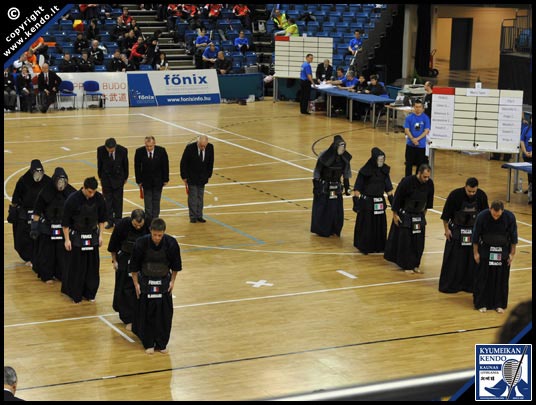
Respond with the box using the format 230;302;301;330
221;40;234;53
321;21;335;33
313;11;327;22
245;52;257;66
342;12;355;23
319;5;332;13
139;64;153;71
307;21;320;34
94;65;107;72
49;65;59;72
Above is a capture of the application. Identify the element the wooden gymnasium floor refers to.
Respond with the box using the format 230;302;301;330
3;100;532;401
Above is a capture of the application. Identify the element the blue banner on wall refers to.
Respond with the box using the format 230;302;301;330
127;70;221;107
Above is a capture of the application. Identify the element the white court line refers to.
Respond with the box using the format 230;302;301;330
140;114;314;173
61;146;70;151
336;270;358;279
5;267;532;328
123;197;145;209
518;237;532;244
98;316;135;343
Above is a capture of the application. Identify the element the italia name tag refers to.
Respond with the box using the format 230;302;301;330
329;184;338;199
411;216;422;234
373;197;384;215
81;233;94;251
488;246;502;267
27;210;34;224
460;228;472;246
51;224;63;240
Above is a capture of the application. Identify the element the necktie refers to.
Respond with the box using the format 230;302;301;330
149;152;153;160
45;74;48;85
109;152;114;160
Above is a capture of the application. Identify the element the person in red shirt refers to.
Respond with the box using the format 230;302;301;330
232;4;251;29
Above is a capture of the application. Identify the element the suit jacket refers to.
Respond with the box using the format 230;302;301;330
134;145;169;188
316;63;333;82
37;71;62;92
97;144;129;189
180;142;214;186
4;389;24;401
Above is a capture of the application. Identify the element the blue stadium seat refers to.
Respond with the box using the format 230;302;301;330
49;65;59;72
94;65;107;72
307;21;320;34
139;64;153;71
221;40;234;53
321;21;335;33
245;52;257;66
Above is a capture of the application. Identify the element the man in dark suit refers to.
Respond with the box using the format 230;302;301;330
180;135;214;223
37;63;62;113
134;136;169;218
315;59;333;83
4;366;24;401
97;138;129;229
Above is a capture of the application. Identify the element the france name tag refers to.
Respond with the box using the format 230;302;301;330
147;279;163;298
411;216;422;234
460;228;472;246
27;210;34;224
488;246;502;267
373;198;384;215
51;224;63;240
81;233;94;251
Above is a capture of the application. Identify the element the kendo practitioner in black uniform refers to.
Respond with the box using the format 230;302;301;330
97;137;129;229
311;135;352;237
439;177;489;293
130;218;182;354
30;168;76;283
384;163;434;273
8;159;51;267
108;209;151;329
352;148;394;254
472;200;518;313
61;177;106;303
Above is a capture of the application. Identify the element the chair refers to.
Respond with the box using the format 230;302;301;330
245;52;257;66
82;80;105;108
139;64;153;71
57;80;77;110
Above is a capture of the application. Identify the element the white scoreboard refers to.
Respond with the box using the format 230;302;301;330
274;36;333;79
430;87;523;153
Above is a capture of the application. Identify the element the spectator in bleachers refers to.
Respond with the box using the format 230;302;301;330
234;30;250;55
119;30;137;58
202;43;219;69
12;53;33;74
25;48;42;74
30;37;49;64
129;36;148;69
167;4;184;32
60;51;78;73
130;19;144;40
214;50;232;74
297;11;316;27
283;18;299;37
118;7;133;27
86;19;101;42
272;9;289;36
112;16;128;42
145;31;162;68
155;52;169;70
4;68;17;112
315;59;333;83
37;63;62;113
232;4;251;29
194;28;211;69
155;4;167;22
17;66;34;113
74;32;90;55
204;4;223;24
184;5;204;31
344;30;364;65
120;53;136;71
108;49;126;72
77;50;95;72
88;40;104;65
79;4;99;21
